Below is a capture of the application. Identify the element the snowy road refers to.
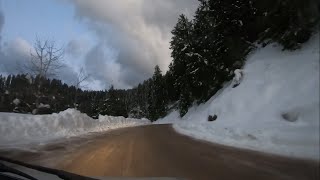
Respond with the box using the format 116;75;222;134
1;125;319;180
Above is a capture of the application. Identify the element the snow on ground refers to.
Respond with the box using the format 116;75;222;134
13;98;20;106
0;109;150;149
156;34;320;160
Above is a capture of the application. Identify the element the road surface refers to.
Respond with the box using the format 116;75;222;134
1;124;319;180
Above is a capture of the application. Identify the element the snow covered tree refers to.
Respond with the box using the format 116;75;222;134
257;0;319;50
187;0;259;102
5;75;11;89
0;76;4;93
163;66;179;103
99;86;127;117
147;65;167;121
178;76;193;117
170;14;193;94
169;14;195;116
0;0;317;119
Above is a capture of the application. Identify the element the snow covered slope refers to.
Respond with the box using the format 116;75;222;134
0;109;150;148
156;34;320;160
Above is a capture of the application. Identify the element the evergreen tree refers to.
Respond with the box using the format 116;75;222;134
163;66;179;103
0;75;4;93
0;0;317;119
147;65;167;121
5;75;11;89
178;76;192;117
170;14;195;116
99;86;127;117
257;0;318;50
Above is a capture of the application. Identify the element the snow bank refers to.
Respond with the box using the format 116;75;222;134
156;34;320;160
154;111;181;125
13;98;20;106
0;109;150;148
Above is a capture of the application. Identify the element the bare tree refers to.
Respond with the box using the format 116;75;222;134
75;67;90;89
25;37;64;78
74;67;90;109
20;37;65;110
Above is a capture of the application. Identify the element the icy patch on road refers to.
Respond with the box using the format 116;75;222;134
0;109;150;148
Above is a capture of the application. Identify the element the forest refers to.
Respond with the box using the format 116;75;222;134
0;0;318;121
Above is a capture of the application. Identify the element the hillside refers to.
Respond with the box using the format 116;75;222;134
156;34;319;160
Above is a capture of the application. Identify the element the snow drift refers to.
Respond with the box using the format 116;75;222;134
156;34;319;160
0;109;150;148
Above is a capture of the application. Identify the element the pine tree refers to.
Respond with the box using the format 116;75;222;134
257;0;318;50
5;75;12;89
163;66;179;103
170;14;195;116
178;76;192;117
147;65;167;121
99;86;127;117
0;75;4;93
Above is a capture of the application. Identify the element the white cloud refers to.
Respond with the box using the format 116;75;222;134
68;0;198;88
5;37;33;57
0;1;198;89
0;37;78;85
84;43;130;89
0;37;33;74
66;38;89;58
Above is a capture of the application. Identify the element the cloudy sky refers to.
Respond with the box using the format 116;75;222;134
0;0;197;90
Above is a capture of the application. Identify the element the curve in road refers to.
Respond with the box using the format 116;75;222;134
2;124;319;180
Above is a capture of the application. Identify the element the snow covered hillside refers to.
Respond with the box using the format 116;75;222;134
156;34;320;160
0;109;150;149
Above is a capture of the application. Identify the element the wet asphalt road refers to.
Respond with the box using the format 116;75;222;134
1;124;319;180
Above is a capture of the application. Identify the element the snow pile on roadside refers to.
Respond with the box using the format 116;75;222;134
0;109;150;148
156;34;319;160
154;111;181;124
98;115;150;130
